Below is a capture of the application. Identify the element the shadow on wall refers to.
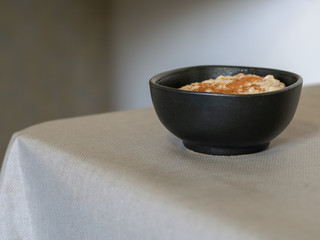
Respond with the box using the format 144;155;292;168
0;0;116;166
0;0;216;168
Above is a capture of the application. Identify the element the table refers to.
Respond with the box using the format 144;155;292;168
1;85;320;240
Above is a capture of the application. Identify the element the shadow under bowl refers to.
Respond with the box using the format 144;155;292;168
149;65;303;155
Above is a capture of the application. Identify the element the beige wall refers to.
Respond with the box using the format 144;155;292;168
111;0;320;109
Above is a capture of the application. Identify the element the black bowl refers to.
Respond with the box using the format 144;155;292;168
149;65;303;155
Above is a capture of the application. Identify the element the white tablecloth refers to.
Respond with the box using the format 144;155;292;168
1;86;320;240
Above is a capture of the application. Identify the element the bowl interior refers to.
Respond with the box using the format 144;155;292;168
153;66;301;92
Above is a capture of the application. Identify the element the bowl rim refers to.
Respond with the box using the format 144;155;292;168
149;65;303;97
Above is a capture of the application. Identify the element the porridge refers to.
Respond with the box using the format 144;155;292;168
179;73;285;94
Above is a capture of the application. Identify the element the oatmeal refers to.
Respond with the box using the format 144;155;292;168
179;73;285;94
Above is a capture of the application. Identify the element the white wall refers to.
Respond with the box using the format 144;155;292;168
111;0;320;110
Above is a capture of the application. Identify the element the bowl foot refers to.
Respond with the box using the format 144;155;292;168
182;141;270;155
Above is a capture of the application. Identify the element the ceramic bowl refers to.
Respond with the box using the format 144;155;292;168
149;65;303;155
